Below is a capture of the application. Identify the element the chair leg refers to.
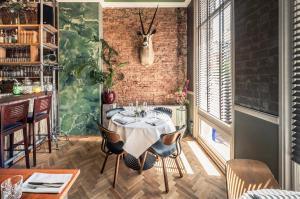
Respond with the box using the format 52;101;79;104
47;117;52;153
161;157;169;193
0;135;5;168
113;154;121;188
175;157;183;178
31;123;37;167
139;151;148;174
101;153;109;174
23;127;30;168
8;133;14;167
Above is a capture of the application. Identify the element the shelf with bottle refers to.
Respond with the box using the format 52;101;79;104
0;24;57;47
0;65;40;78
0;45;39;64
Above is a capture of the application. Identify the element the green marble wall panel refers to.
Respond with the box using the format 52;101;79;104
59;2;100;135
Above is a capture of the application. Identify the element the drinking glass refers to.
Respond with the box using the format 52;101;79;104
1;175;23;199
143;102;148;112
128;103;134;112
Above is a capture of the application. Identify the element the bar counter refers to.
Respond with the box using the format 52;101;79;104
0;92;52;105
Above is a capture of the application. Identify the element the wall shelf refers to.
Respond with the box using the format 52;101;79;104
0;62;41;66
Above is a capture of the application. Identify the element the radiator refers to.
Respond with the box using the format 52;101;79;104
295;162;300;191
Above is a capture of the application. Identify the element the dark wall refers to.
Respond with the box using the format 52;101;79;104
234;0;279;179
187;0;194;91
235;0;279;116
234;111;279;179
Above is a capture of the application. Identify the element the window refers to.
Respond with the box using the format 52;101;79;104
196;0;232;124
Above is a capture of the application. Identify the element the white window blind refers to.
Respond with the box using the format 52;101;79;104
196;0;232;124
292;0;300;164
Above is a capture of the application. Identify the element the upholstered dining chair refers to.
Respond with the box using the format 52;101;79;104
99;125;125;188
153;107;172;118
106;107;125;120
145;125;186;193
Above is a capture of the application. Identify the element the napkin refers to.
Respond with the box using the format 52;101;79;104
113;117;136;125
22;173;72;194
120;111;136;117
145;118;164;126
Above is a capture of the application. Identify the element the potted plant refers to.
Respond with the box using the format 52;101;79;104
75;38;128;104
100;39;128;104
0;0;33;24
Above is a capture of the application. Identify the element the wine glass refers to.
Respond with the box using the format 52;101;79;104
1;175;23;199
143;102;148;112
128;103;134;112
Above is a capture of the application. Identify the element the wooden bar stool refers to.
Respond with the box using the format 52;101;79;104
0;100;30;168
28;95;52;166
226;159;280;199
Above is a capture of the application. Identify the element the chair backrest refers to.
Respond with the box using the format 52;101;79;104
98;125;124;154
33;95;52;117
106;107;125;120
161;125;186;146
154;107;172;117
99;125;122;143
1;100;29;131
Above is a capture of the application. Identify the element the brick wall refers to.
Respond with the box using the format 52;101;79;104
103;8;187;105
234;0;279;115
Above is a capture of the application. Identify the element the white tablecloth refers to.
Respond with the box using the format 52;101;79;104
108;111;176;158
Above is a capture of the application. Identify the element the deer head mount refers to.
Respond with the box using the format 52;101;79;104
137;7;158;67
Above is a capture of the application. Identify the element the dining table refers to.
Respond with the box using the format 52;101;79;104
108;109;176;171
0;169;80;199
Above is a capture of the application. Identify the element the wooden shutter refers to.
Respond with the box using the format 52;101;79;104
220;3;232;124
292;0;300;164
196;0;232;124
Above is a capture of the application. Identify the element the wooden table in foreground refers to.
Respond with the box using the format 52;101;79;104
0;169;80;199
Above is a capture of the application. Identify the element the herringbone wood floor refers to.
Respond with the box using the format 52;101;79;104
14;136;227;199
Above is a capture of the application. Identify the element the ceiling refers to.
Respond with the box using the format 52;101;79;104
57;0;191;7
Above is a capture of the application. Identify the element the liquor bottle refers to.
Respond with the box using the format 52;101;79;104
4;30;7;43
8;30;12;43
0;30;3;43
15;29;18;43
11;30;16;43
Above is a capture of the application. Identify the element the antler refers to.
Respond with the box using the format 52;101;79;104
139;10;146;35
147;5;158;34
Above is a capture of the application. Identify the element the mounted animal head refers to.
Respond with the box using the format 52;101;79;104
137;7;158;66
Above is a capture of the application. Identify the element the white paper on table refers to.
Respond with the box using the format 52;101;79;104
113;117;136;125
119;111;135;117
146;118;164;126
22;173;72;194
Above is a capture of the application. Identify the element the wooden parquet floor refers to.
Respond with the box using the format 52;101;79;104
14;136;227;199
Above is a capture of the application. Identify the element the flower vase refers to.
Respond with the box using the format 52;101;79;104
176;105;186;128
103;90;116;104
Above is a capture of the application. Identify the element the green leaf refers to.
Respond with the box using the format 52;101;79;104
117;62;129;68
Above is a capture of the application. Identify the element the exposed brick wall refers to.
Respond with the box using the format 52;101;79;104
103;8;187;105
234;0;279;115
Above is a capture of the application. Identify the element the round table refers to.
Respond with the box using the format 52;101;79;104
108;110;176;171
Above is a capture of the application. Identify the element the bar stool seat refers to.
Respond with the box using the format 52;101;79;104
3;122;23;131
27;112;48;123
27;95;52;167
0;100;30;168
